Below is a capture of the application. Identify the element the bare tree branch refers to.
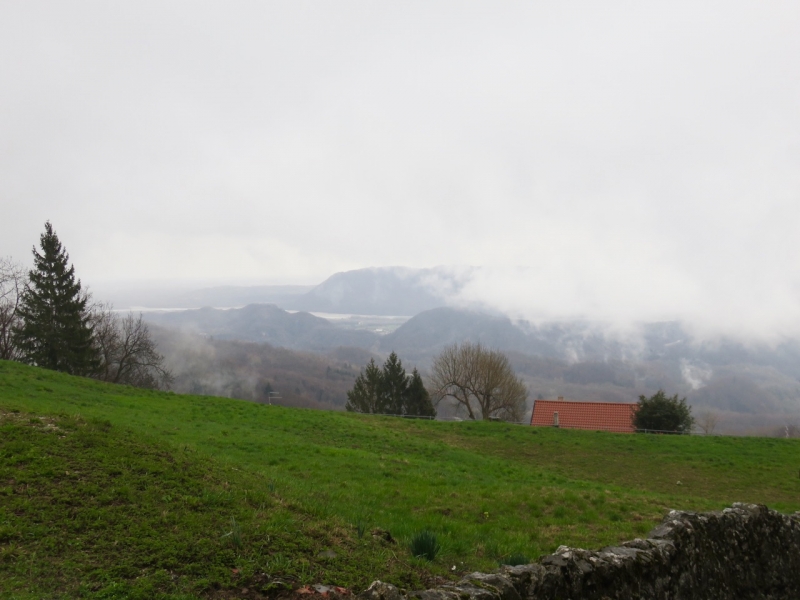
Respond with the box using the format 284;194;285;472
89;304;173;390
89;300;118;380
0;257;26;361
696;411;719;435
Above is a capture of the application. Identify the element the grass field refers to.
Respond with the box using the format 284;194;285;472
2;359;799;598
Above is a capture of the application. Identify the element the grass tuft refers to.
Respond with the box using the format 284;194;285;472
355;517;368;539
499;553;528;566
410;530;441;561
221;516;243;549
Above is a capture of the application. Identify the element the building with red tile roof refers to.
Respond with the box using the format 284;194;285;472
530;397;637;433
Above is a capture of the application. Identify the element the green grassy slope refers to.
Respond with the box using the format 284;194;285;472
0;411;426;599
2;360;799;597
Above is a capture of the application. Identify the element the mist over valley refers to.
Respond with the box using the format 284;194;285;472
133;267;800;434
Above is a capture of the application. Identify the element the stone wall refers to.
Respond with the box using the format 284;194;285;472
360;503;800;600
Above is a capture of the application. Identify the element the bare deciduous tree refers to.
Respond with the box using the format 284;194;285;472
429;342;527;421
0;257;26;360
696;411;719;435
778;420;800;439
90;303;173;390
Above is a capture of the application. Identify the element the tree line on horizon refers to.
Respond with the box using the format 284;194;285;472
0;222;172;389
345;352;436;417
346;342;531;422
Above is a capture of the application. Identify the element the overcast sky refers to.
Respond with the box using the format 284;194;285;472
1;2;799;334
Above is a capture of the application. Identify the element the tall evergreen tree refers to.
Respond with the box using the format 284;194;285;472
380;352;408;415
345;358;383;413
404;368;436;417
13;222;99;375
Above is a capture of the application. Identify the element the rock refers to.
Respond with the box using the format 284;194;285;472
437;582;499;600
371;528;396;544
497;564;546;598
460;572;521;600
407;590;459;600
359;581;404;600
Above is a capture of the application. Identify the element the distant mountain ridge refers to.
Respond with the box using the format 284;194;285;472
286;266;471;315
144;304;378;352
379;307;531;357
108;266;470;314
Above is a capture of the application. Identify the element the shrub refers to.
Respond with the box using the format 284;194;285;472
633;390;694;434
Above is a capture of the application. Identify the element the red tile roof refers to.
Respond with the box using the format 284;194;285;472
531;399;637;433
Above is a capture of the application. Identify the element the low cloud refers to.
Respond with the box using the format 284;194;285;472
1;2;798;340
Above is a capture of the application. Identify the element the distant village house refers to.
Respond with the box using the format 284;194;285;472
530;397;637;433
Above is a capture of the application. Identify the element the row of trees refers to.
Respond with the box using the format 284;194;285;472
1;222;171;389
346;353;435;416
347;342;530;422
346;343;699;431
